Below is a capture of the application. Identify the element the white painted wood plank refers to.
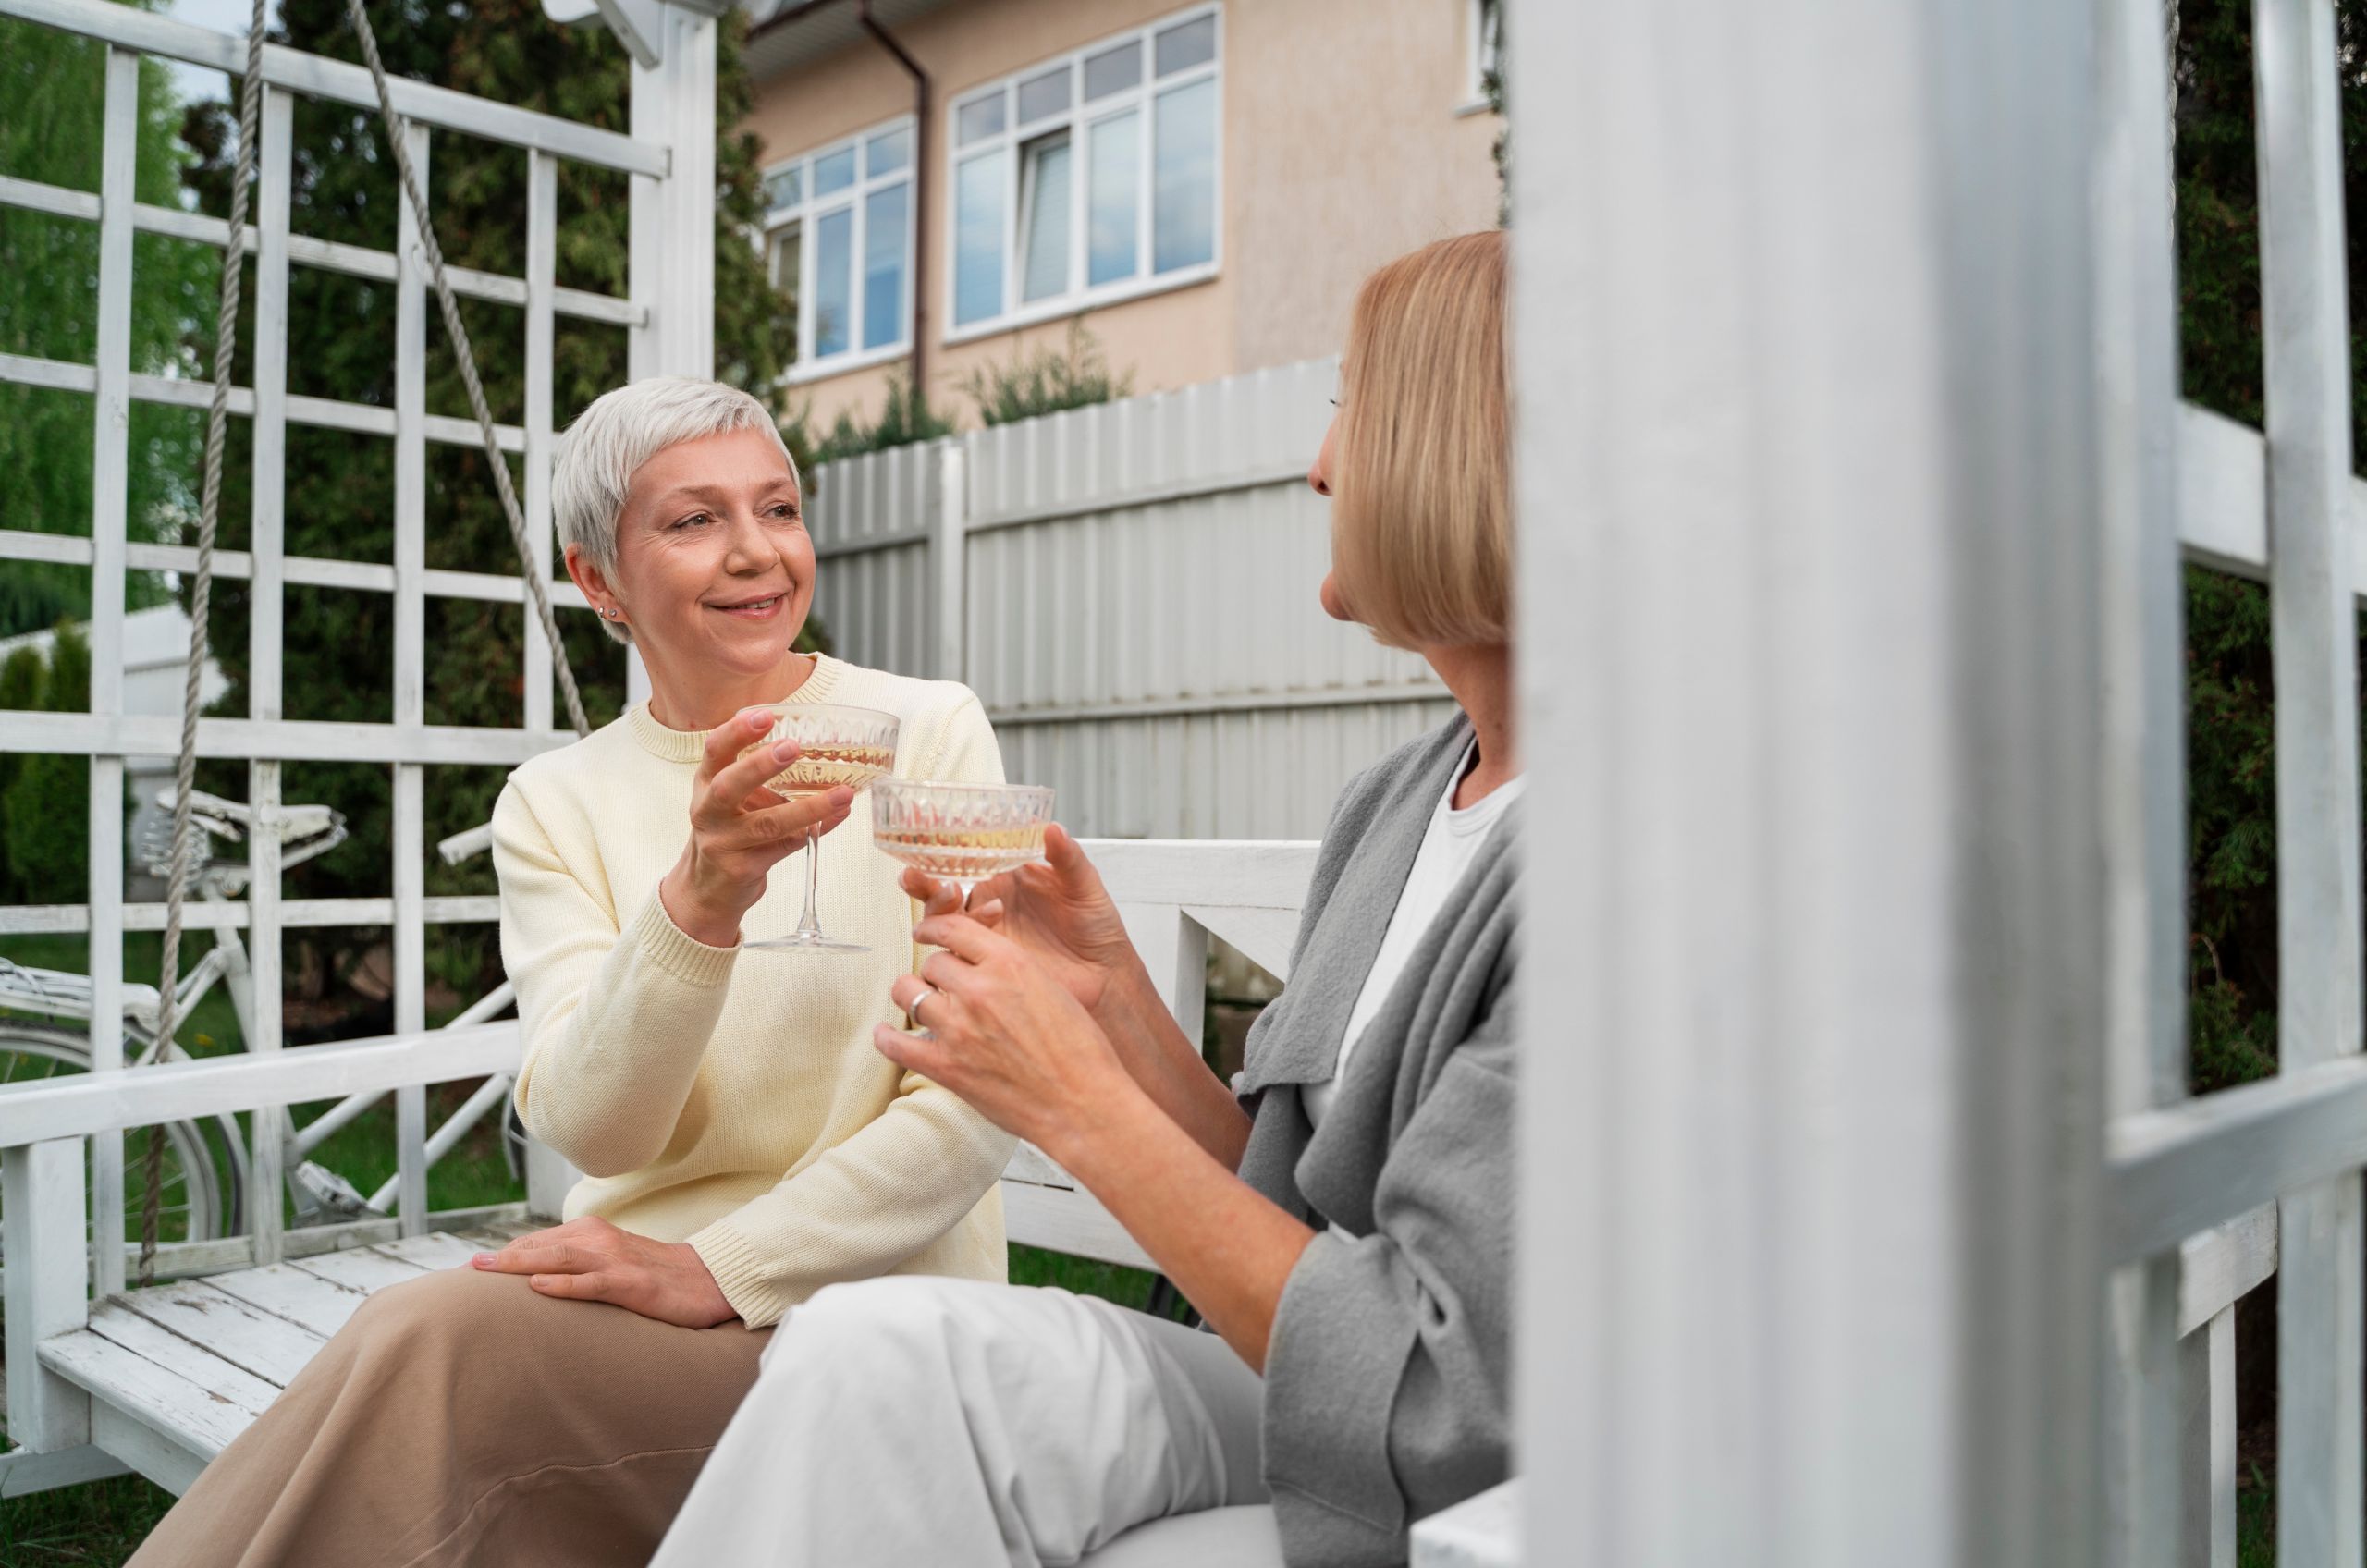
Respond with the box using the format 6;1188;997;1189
2180;1306;2236;1568
246;87;294;1270
2107;1053;2367;1261
290;1244;430;1295
1114;901;1207;1044
1002;1141;1074;1190
2254;5;2366;1561
40;1329;253;1457
18;180;631;322
2177;1204;2277;1337
0;1204;536;1295
0;710;574;766
85;43;139;1301
90;1401;209;1496
0;1442;133;1498
523;150;557;735
3;1140;91;1450
0;1022;521;1145
1410;1478;1519;1568
1082;840;1318;911
0;895;497;936
391;122;431;1242
1183;903;1299;980
115;1280;324;1388
0;532;585;610
371;1231;482;1270
203;1260;372;1339
0;0;664;175
1000;1179;1154;1272
2177;403;2268;577
85;1297;284;1412
2093;0;2190;1554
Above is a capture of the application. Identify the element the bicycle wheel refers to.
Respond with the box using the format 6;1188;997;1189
0;1022;243;1263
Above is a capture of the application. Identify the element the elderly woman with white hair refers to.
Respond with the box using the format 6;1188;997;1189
128;377;1015;1568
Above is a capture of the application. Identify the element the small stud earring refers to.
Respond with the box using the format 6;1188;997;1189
603;607;620;620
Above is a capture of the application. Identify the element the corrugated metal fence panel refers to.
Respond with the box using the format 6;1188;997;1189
801;355;1451;840
998;699;1463;841
805;441;938;679
966;357;1338;523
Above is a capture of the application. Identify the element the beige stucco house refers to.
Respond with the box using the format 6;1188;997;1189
738;0;1502;428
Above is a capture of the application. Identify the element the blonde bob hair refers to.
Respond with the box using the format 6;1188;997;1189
1330;229;1511;649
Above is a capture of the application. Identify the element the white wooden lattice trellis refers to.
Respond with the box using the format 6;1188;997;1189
0;0;723;1446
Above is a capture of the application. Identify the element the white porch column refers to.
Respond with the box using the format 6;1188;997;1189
1509;2;2109;1565
627;0;721;382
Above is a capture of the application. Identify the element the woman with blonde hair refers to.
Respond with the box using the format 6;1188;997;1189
654;229;1518;1568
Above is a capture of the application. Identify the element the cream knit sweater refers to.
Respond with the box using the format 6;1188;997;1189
493;655;1015;1328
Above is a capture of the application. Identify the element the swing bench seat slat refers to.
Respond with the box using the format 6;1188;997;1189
33;1229;510;1487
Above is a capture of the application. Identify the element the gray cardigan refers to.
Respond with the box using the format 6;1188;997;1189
1236;716;1518;1567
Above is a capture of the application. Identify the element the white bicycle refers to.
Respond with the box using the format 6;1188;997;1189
0;791;521;1261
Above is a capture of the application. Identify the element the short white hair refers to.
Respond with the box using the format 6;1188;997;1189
552;377;800;645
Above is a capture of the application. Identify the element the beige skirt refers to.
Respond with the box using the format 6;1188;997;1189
125;1265;772;1568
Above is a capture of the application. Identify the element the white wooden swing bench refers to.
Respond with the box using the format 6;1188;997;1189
0;839;1318;1506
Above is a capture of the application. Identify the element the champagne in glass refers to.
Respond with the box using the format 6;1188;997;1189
869;779;1057;900
742;704;901;953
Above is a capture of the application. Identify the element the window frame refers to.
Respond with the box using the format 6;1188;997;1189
1459;0;1502;116
759;113;918;386
941;3;1224;346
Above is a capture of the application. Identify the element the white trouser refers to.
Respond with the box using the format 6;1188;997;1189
649;1275;1275;1568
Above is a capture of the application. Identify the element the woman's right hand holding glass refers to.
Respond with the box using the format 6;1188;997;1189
899;826;1148;1022
662;707;854;948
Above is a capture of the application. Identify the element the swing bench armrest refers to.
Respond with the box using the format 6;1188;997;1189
0;1022;522;1150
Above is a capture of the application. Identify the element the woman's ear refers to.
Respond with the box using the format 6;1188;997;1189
563;540;619;617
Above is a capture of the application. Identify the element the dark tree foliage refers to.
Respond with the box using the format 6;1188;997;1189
173;0;800;999
2175;0;2367;1094
1;624;95;902
0;0;215;640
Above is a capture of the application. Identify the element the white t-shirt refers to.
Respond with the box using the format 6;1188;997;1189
1302;747;1523;1132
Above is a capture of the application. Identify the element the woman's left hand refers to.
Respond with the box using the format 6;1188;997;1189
877;912;1137;1157
470;1216;736;1328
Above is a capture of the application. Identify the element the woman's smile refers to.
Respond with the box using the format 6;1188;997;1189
708;593;786;621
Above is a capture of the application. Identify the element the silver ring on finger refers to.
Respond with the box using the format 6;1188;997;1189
909;986;939;1027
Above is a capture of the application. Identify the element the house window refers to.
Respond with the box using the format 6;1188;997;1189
1465;0;1502;109
947;5;1220;337
762;117;914;376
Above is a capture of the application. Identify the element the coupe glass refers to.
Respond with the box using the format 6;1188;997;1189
869;778;1057;902
741;704;901;953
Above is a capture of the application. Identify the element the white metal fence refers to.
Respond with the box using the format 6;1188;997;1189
803;357;1459;844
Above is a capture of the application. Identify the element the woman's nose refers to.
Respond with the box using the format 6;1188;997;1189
720;509;777;570
1306;458;1331;497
